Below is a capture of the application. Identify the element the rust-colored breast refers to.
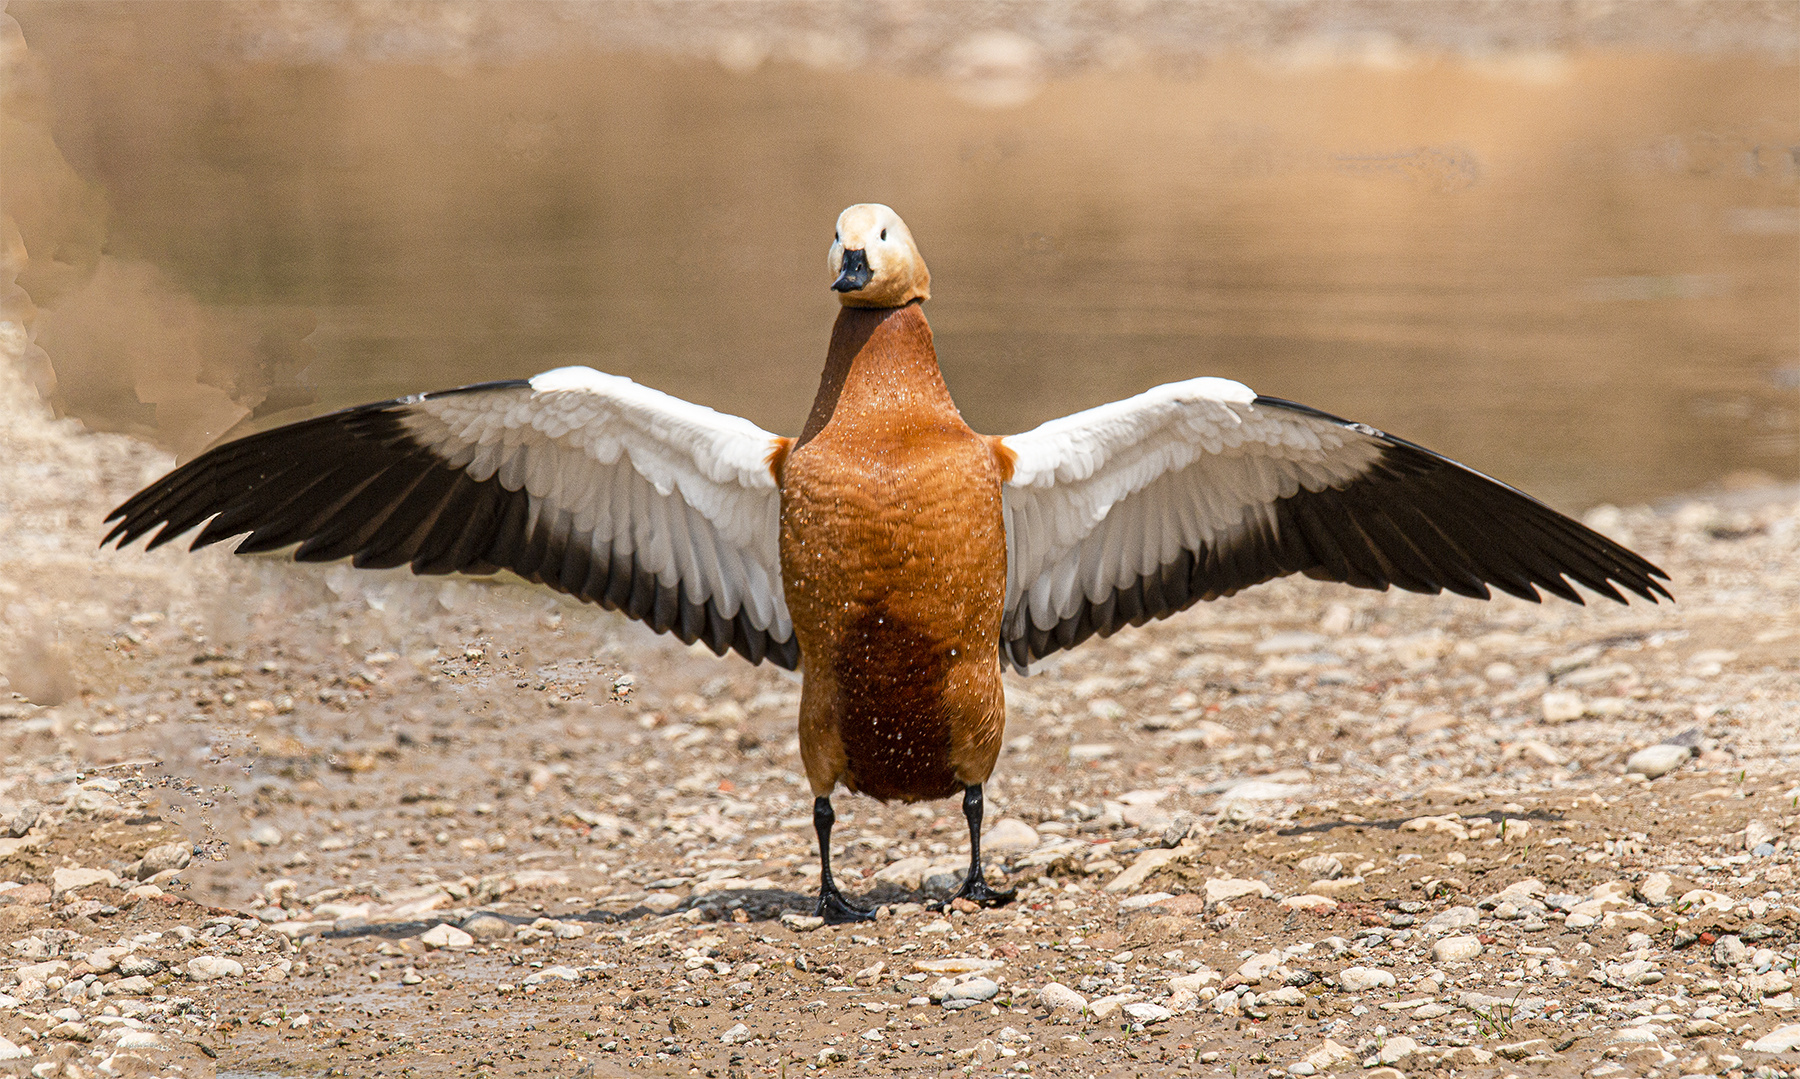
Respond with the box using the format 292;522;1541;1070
780;304;1009;802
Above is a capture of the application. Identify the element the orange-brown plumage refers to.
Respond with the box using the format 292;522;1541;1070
779;302;1009;803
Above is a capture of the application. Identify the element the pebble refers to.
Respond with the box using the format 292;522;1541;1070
1105;848;1181;894
116;955;162;977
1423;905;1479;934
780;913;825;932
1432;935;1483;963
874;857;932;890
1119;891;1173;910
110;976;154;995
186;956;244;981
521;965;579;985
1038;982;1087;1011
1068;743;1116;763
138;842;191;878
720;1023;752;1044
420;924;473;950
916;958;1004;975
50;867;118;896
1625;744;1692;779
462;913;515;939
1279;894;1338;912
0;1037;24;1060
1122;1002;1172;1024
248;824;283;847
1297;854;1343;879
983;818;1039;854
1378;1035;1419;1064
1204;877;1273;902
1749;1025;1800;1053
1303;1039;1357;1070
400;967;423;985
1337;967;1397;991
943;977;1000;1003
1541;690;1585;722
116;1030;159;1049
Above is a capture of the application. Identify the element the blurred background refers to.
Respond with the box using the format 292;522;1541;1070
3;0;1796;509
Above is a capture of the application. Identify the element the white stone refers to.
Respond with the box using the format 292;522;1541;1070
983;819;1039;854
1122;1002;1172;1024
1038;982;1087;1011
50;867;117;896
1749;1025;1800;1053
1280;894;1338;912
1625;744;1692;779
1204;877;1273;902
943;977;999;1002
914;958;1003;975
1541;690;1585;722
1424;906;1479;934
1087;993;1138;1019
1304;1039;1357;1070
1432;936;1482;963
1337;967;1397;992
522;965;579;985
116;1030;159;1049
420;924;473;950
1378;1036;1419;1065
1068;743;1116;763
1119;892;1173;911
0;1036;24;1060
186;956;243;982
1105;847;1181;894
248;824;283;847
720;1023;751;1044
873;856;932;890
1297;854;1343;879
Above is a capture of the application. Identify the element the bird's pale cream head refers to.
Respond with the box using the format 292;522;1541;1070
828;204;930;308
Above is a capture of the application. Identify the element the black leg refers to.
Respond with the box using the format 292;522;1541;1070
952;783;1015;907
813;795;874;924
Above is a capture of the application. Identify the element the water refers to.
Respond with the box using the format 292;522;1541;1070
9;3;1797;510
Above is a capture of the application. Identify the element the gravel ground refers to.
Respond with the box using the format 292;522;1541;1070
2;343;1799;1079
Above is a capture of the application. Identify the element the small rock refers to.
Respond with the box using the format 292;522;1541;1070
420;924;473;950
1068;743;1116;763
48;1021;91;1042
1495;1039;1548;1060
1204;877;1273;903
1279;894;1338;913
1297;854;1343;879
1304;1039;1357;1070
1636;872;1676;906
873;856;932;891
138;842;191;878
110;975;154;995
1378;1035;1419;1065
1423;906;1479;934
780;913;825;932
0;1036;26;1060
1087;993;1136;1020
1337;966;1397;991
1038;982;1087;1011
1625;744;1692;779
1745;820;1780;851
50;867;118;897
1119;892;1173;911
248;824;283;847
983;819;1039;854
1749;1025;1800;1052
521;965;579;985
943;977;999;1003
187;956;244;981
1541;690;1585;722
1122;1002;1172;1024
720;1023;751;1044
639;892;683;914
462;913;515;939
116;954;163;977
400;967;423;985
1432;936;1483;963
1105;848;1181;894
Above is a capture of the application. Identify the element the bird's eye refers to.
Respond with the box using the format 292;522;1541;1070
880;229;887;241
834;232;840;242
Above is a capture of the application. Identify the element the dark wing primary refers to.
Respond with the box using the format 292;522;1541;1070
997;378;1670;671
103;367;798;668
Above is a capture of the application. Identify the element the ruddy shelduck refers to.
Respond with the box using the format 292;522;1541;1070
106;204;1671;923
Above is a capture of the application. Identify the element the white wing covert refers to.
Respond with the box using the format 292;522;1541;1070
103;366;798;668
997;378;1671;671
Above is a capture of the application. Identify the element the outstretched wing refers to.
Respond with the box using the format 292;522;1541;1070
997;377;1671;670
104;366;798;668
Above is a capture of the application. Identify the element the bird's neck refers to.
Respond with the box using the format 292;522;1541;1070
797;302;960;447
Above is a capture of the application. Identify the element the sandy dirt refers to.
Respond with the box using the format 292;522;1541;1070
2;348;1799;1079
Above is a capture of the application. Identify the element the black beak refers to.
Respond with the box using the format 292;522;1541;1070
831;249;872;292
